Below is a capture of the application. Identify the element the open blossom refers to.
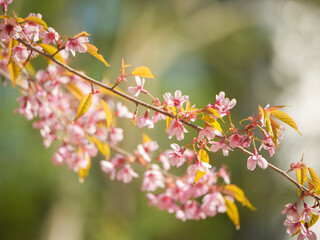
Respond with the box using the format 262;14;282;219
108;126;123;144
247;150;268;171
210;140;231;156
187;158;212;175
198;126;216;141
284;218;305;236
128;76;148;97
301;203;320;223
281;202;300;222
228;132;243;148
100;160;116;180
65;36;89;56
167;118;188;141
209;91;236;117
116;164;138;184
136;110;154;129
163;90;189;109
168;143;186;167
40;27;59;44
201;192;226;217
141;165;165;191
116;101;133;118
12;44;29;62
0;18;22;41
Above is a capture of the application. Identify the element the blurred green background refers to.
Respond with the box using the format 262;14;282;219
1;0;320;239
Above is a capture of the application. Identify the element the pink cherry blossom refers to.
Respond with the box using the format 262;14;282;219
167;118;188;141
108;126;123;144
201;192;226;217
281;202;300;222
168;143;186;167
210;140;231;156
247;150;268;171
141;165;165;191
284;218;305;236
298;228;317;240
116;101;133;118
218;166;231;184
128;76;148;97
116;164;138;184
12;44;29;62
156;151;171;170
163;90;189;109
136;110;154;129
0;18;22;41
151;111;166;123
65;36;89;56
40;27;59;44
0;0;13;12
100;160;116;180
198;126;216;141
187;158;212;175
229;132;243;148
210;91;236;117
301;203;320;223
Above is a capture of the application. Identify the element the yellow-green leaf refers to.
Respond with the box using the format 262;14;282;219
38;43;66;65
74;93;92;122
8;61;20;88
308;168;320;194
270;110;301;135
198;149;209;163
225;198;240;230
8;38;18;63
84;43;109;67
100;99;112;131
194;149;209;184
202;115;223;133
0;15;10;19
24;16;48;29
66;83;84;100
224;184;256;211
142;133;152;143
265;117;273;138
205;107;222;120
132;66;156;78
270;118;280;147
309;213;319;228
90;136;110;160
73;31;91;39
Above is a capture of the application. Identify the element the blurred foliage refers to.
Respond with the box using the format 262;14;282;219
1;0;317;239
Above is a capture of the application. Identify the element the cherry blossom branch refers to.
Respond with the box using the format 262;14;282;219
237;146;320;201
15;38;319;202
17;38;202;133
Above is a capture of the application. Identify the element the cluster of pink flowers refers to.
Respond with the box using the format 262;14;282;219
1;2;319;239
282;202;320;240
145;166;232;221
